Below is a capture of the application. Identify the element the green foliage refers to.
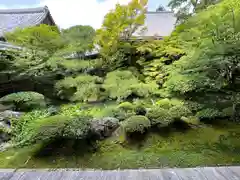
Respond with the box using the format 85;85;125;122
14;114;92;146
180;116;200;125
184;101;205;112
56;59;99;74
168;0;220;23
122;115;151;133
4;25;65;78
169;105;192;119
138;38;185;87
11;110;50;144
61;25;95;55
146;107;173;126
62;116;91;139
6;24;63;54
156;99;172;109
196;108;222;120
103;70;157;101
58;103;83;117
55;75;103;102
1;123;240;169
0;92;46;111
163;0;240;121
28;115;71;144
141;58;167;85
95;0;147;68
118;102;135;111
156;98;184;109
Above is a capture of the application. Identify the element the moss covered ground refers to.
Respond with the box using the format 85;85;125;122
0;121;239;169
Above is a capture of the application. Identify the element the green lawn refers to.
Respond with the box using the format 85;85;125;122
0;122;240;169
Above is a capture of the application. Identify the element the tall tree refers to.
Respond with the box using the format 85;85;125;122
61;25;95;58
95;0;148;69
168;0;221;23
165;0;240;120
5;24;64;77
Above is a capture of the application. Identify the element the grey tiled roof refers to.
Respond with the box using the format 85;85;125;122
134;11;177;38
0;6;49;37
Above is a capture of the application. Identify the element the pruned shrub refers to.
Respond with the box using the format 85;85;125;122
103;70;157;101
156;98;185;109
169;105;192;119
59;103;83;117
0;92;46;111
180;116;200;126
156;98;172;109
146;107;174;126
118;102;135;111
30;115;71;143
55;74;103;102
122;115;151;133
130;82;158;98
63;116;92;139
118;100;147;116
15;114;92;146
184;101;204;112
196;108;222;120
11;110;50;143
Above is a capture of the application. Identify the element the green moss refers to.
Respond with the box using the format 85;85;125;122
1;122;239;169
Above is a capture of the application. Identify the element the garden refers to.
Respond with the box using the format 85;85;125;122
0;0;240;169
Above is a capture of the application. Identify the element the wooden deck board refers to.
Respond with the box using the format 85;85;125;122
0;167;239;180
174;168;208;180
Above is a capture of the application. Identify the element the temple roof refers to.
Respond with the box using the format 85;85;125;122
0;6;54;37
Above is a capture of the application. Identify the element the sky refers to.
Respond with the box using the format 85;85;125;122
0;0;170;29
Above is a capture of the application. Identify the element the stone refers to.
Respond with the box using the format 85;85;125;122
90;117;120;139
0;110;23;146
0;142;12;152
0;110;23;124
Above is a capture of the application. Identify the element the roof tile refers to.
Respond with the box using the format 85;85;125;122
0;6;48;37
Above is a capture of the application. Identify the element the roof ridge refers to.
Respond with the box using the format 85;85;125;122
0;6;48;14
146;11;174;14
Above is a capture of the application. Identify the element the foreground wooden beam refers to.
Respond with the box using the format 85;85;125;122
0;166;239;180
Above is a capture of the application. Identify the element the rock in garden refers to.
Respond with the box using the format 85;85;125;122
0;110;23;145
0;142;12;152
90;117;120;139
0;110;23;124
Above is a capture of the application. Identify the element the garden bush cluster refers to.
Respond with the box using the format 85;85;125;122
1;0;240;168
0;92;46;111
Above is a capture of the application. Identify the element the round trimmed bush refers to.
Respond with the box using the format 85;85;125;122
118;102;134;111
169;105;192;119
63;116;91;139
156;98;184;109
146;107;174;126
27;115;71;144
122;115;151;133
15;114;92;146
0;92;46;111
156;98;172;109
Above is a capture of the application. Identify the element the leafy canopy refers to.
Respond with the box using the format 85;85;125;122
61;25;95;57
95;0;148;67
